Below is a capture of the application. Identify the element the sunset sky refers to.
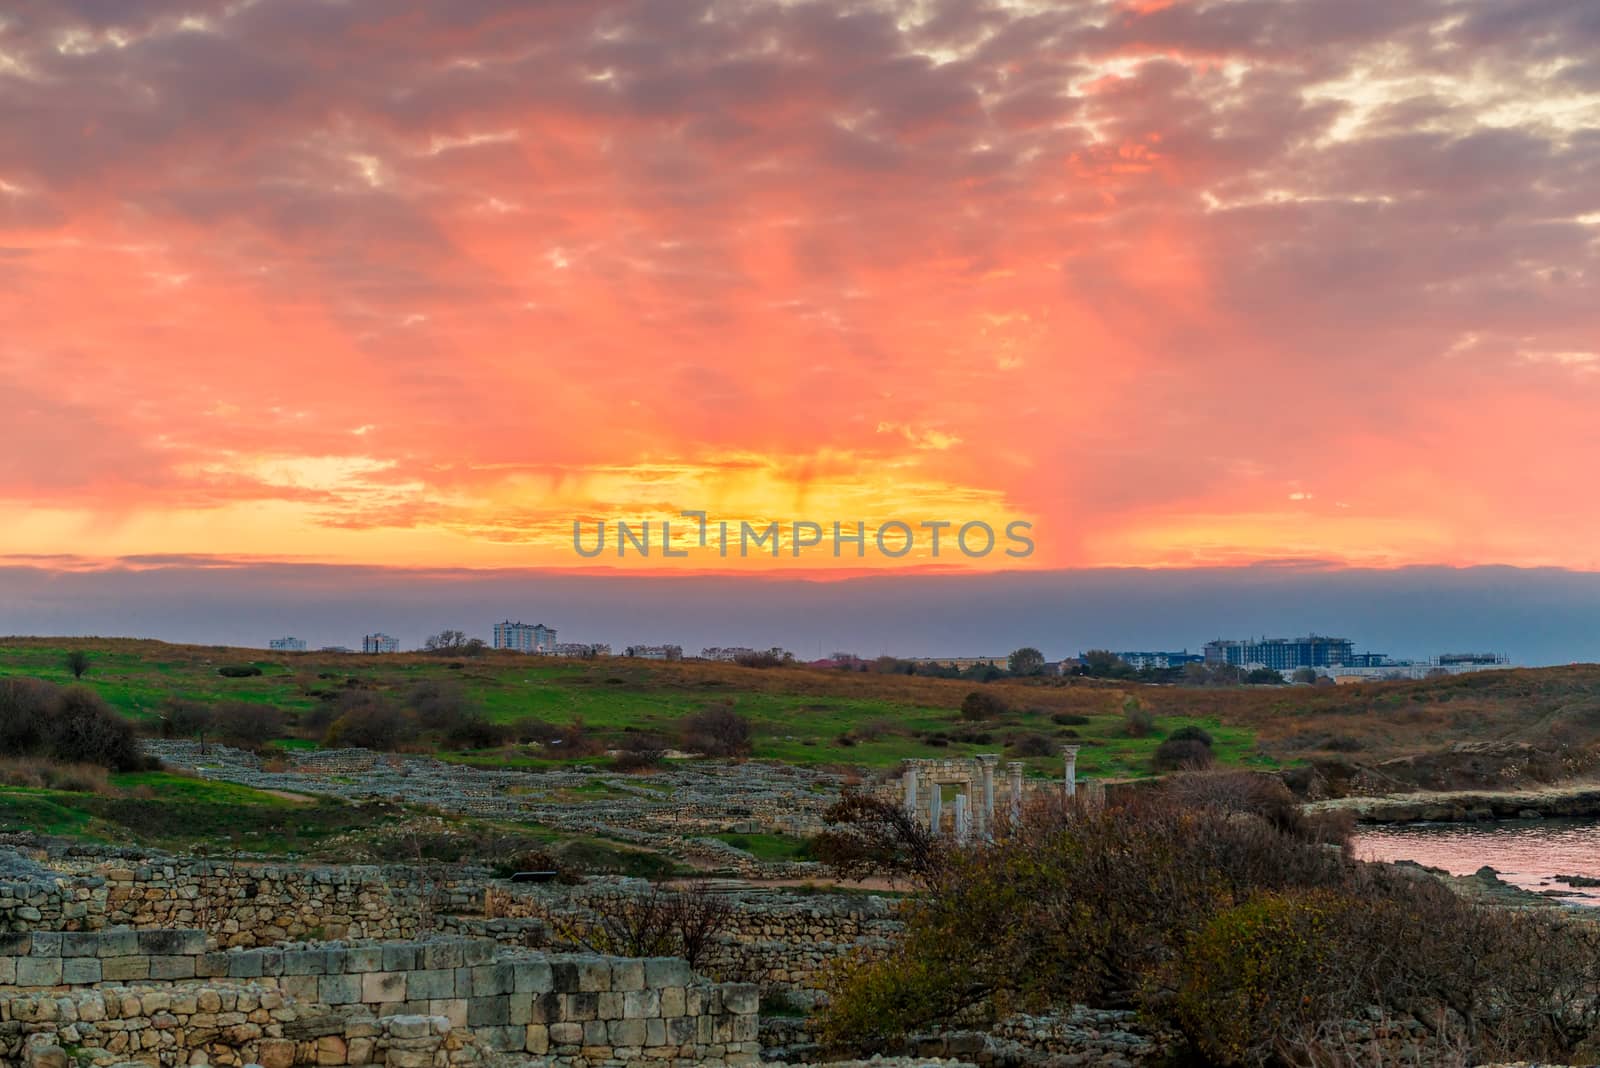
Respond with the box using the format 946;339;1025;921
3;0;1599;576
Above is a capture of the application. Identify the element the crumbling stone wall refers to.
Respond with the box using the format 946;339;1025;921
2;931;761;1065
0;985;488;1068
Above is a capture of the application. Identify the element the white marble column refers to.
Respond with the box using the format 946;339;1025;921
978;755;998;838
929;783;943;835
1062;745;1080;798
903;765;920;819
953;792;971;843
1007;760;1024;825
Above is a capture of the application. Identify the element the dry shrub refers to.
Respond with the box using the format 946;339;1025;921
1006;732;1054;757
559;882;734;970
0;758;114;794
1152;737;1214;771
960;690;1008;721
611;749;664;772
680;704;753;757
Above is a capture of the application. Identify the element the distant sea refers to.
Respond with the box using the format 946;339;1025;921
1356;819;1600;904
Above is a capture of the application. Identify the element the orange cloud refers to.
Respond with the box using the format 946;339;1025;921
2;0;1598;574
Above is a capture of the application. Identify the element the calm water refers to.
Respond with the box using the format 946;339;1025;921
1356;819;1600;901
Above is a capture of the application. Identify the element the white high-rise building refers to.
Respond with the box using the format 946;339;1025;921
493;620;557;654
362;632;400;654
268;636;307;652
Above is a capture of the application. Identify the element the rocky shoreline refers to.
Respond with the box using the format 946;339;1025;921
1306;783;1600;824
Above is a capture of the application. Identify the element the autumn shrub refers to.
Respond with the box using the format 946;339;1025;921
1050;712;1090;726
44;687;144;770
819;784;1600;1066
324;693;417;751
611;748;664;772
959;690;1007;721
215;701;286;750
1006;732;1054;757
1122;696;1154;737
1172;890;1376;1064
1152;736;1214;771
681;704;753;757
217;664;263;678
0;757;112;793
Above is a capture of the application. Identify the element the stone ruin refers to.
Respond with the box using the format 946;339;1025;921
897;749;1105;840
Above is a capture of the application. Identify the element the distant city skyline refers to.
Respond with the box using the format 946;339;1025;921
2;559;1595;667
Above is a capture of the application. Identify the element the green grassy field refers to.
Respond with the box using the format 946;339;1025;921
0;637;1276;780
0;768;680;876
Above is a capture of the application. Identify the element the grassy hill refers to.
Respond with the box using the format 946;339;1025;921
4;636;1599;783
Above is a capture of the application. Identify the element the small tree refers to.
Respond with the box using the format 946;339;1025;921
45;687;143;770
216;701;286;751
812;790;945;884
423;629;470;653
960;690;1008;721
1122;695;1154;737
0;677;52;757
1007;647;1046;676
162;699;216;749
65;650;90;679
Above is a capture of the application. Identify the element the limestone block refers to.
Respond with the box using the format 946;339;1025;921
511;960;552;995
524;1024;549;1055
17;957;65;986
720;984;758;1015
61;932;100;957
150;956;197;980
609;1018;647;1046
317;974;362;1005
343;947;382;973
468;964;511;997
425;999;467;1029
138;930;205;955
362;972;406;1004
624;989;660;1019
282;949;329;976
227;954;264;980
404;970;455;1001
384;1015;439;1040
381;946;418;972
644;958;690;988
421;943;463;971
29;932;63;956
560;992;598;1022
575;958;611;992
280;975;321;1003
610;959;645;992
548;1022;583;1045
465;997;509;1027
62;957;103;985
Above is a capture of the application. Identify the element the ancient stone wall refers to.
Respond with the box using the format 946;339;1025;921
3;851;896;1006
0;985;490;1068
1;930;760;1066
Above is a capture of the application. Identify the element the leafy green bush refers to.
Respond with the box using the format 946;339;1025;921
217;664;263;678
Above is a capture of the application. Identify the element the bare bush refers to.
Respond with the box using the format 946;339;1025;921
44;687;144;770
562;882;733;971
680;704;753;757
215;701;286;751
812;789;946;884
